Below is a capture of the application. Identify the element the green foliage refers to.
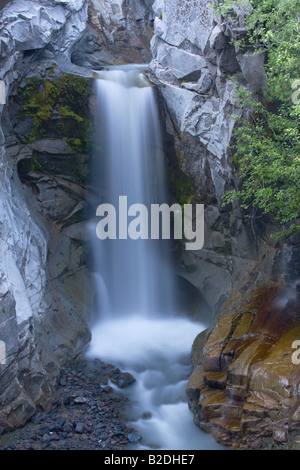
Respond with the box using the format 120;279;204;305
215;0;300;238
18;74;91;152
170;159;196;206
32;152;42;172
66;137;90;154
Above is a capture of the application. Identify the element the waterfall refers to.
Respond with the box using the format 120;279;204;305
91;64;174;319
87;65;222;450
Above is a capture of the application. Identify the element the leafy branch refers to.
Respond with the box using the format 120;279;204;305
215;0;300;239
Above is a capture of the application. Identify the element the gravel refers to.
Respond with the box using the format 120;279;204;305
0;358;138;451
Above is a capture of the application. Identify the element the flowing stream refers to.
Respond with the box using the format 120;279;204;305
86;65;222;450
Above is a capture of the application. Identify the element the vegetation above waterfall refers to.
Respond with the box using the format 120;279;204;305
216;0;300;239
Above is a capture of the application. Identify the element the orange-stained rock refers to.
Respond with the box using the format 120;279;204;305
188;277;300;449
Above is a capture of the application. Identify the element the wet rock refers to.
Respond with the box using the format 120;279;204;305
187;278;300;449
59;377;67;387
48;433;60;441
117;372;136;389
63;396;72;406
251;439;262;450
0;359;132;451
127;433;142;443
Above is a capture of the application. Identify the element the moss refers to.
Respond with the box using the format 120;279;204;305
168;151;197;206
171;172;196;206
181;260;197;273
177;152;187;166
18;73;92;152
216;241;232;255
31;152;42;172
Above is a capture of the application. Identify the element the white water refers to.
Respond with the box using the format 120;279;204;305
87;65;222;450
88;315;222;450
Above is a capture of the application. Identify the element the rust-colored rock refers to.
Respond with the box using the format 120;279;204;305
187;277;300;449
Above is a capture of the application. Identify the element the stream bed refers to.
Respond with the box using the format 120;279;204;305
87;315;223;450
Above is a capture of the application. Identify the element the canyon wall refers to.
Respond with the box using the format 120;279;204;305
0;0;157;435
147;0;300;449
0;0;299;449
0;0;93;433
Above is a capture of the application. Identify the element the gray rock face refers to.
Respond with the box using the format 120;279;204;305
236;50;267;92
152;0;213;52
149;0;285;318
150;0;267;197
0;0;92;434
149;1;299;450
71;0;155;67
149;7;241;214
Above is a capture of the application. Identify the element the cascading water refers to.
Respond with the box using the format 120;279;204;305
90;64;174;318
87;65;222;450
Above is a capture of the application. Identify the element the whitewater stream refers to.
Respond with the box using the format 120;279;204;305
86;65;222;450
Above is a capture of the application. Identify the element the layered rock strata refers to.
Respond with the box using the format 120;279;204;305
187;274;300;449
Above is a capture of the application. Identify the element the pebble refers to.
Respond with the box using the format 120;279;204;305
74;397;88;404
127;433;142;443
75;422;85;434
0;358;141;451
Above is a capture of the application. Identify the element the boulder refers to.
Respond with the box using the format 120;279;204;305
83;0;155;66
237;50;267;92
152;0;214;52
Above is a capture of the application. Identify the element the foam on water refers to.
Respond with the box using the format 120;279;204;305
87;315;221;450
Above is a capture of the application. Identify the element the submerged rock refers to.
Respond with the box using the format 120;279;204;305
117;372;136;389
127;432;142;443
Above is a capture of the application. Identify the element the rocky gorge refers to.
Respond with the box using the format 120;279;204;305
0;0;299;450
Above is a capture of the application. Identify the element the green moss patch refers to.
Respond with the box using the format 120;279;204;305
18;74;92;153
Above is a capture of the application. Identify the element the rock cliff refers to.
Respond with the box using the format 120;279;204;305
0;0;299;449
148;0;300;448
0;0;156;435
149;0;280;313
0;0;93;433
